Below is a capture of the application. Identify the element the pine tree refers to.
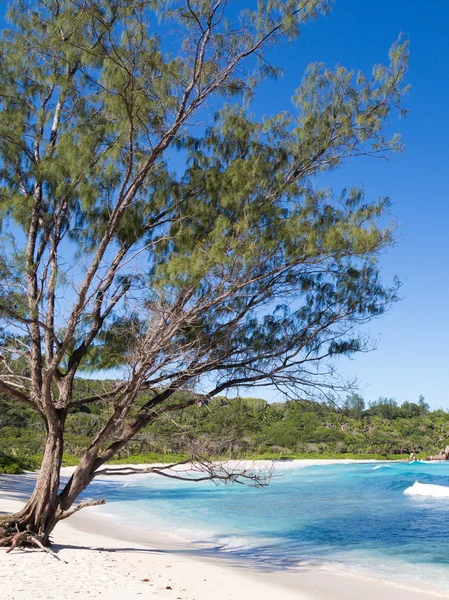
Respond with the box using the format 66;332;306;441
0;0;408;546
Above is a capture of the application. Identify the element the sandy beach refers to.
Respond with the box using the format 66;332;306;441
1;462;447;600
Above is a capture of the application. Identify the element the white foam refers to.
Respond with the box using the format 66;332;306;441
372;465;393;470
215;535;258;550
404;481;449;498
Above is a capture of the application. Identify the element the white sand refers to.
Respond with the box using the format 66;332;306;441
1;462;447;600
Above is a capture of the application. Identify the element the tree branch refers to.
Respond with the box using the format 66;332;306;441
57;499;106;521
93;458;272;488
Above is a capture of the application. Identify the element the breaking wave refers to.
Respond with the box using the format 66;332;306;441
404;481;449;498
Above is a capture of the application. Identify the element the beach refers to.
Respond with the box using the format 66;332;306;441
1;462;447;600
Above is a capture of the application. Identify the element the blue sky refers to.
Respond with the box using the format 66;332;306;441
0;1;448;408
252;0;449;408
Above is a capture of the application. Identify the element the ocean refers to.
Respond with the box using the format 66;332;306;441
86;461;449;594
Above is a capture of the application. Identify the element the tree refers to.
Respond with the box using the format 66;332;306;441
369;397;400;420
0;0;408;546
343;393;365;418
400;401;421;418
418;394;430;415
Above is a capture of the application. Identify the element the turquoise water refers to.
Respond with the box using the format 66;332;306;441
87;461;449;593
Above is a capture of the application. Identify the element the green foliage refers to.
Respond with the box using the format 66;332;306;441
343;393;365;417
0;0;409;394
1;383;446;468
242;452;427;461
0;452;40;474
0;1;412;490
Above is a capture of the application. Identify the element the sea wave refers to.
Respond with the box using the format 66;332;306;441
373;465;393;470
214;535;261;551
403;481;449;498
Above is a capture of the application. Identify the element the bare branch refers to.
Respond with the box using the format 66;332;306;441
94;459;272;489
57;499;106;521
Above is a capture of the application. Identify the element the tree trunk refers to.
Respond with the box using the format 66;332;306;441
1;425;64;546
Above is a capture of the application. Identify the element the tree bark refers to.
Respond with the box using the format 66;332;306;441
1;423;64;546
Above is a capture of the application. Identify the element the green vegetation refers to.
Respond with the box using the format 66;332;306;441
0;0;411;542
0;453;40;474
1;384;445;472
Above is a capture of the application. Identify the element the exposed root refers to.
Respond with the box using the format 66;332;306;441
0;498;106;558
1;529;66;562
0;518;21;543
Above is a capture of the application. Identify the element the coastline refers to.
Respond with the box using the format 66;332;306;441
1;461;447;600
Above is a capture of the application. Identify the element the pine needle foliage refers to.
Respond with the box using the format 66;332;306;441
0;0;409;540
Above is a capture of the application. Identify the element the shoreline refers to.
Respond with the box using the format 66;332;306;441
1;461;447;599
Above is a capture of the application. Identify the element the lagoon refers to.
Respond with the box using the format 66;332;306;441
87;461;449;595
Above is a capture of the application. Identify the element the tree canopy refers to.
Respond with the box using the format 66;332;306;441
0;0;409;544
